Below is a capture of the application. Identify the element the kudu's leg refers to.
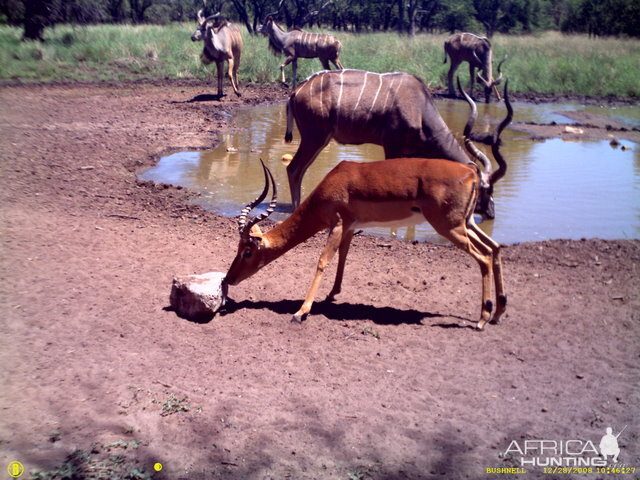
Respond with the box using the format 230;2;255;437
291;59;298;88
447;59;460;97
287;134;331;208
468;64;476;100
333;57;344;70
319;57;330;70
293;217;344;322
216;60;224;97
280;55;295;85
227;58;240;97
326;228;355;301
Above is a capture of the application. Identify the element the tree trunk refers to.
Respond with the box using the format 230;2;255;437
23;0;50;41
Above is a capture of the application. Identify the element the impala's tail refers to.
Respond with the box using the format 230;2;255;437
284;97;294;143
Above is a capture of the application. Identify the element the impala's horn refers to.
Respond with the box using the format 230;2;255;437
238;159;278;241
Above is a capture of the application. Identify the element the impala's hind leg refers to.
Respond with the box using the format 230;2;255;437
327;228;355;301
469;222;506;323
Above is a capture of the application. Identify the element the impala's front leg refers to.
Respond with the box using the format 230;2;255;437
292;219;343;323
469;222;506;324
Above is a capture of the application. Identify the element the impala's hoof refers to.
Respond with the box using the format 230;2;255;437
291;313;306;324
476;321;486;331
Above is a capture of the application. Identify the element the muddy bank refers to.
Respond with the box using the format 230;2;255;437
0;82;638;480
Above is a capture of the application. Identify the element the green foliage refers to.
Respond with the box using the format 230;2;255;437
2;0;639;38
0;24;638;99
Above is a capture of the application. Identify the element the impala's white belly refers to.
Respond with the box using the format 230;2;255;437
353;209;426;229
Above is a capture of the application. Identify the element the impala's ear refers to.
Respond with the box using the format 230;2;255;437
250;224;264;237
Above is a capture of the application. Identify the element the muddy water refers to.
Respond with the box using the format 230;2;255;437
141;101;640;244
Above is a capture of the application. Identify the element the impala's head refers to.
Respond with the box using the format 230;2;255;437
459;77;513;220
224;160;278;286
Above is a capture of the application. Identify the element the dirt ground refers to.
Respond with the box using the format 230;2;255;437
0;81;638;480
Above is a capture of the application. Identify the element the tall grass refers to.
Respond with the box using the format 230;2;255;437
0;24;638;98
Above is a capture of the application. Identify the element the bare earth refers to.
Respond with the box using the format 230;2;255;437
0;82;638;480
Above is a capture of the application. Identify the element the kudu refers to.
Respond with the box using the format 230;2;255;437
258;15;344;88
284;69;510;219
444;32;505;103
191;9;243;97
224;82;512;329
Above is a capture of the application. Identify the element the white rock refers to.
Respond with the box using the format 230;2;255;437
170;272;227;321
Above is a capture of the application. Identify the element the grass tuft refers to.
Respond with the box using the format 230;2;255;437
0;25;638;98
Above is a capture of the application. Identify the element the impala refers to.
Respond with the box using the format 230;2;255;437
443;32;506;103
258;15;344;88
283;69;507;220
191;10;243;97
224;82;512;330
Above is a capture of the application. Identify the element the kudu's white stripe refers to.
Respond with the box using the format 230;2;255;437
381;75;396;112
319;74;324;116
336;70;346;129
352;71;369;118
368;73;384;116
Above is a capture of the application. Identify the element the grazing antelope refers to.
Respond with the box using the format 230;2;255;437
284;69;508;219
258;15;344;88
444;32;505;103
224;82;512;330
191;9;243;97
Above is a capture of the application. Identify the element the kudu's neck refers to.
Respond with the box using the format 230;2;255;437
270;22;291;50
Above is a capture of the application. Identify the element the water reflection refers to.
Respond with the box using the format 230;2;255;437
141;100;640;244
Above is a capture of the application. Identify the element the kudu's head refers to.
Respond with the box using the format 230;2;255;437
257;15;276;36
459;77;513;220
476;48;507;103
224;160;278;287
191;9;220;42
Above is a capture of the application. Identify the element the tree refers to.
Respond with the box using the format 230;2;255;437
130;0;153;23
23;0;53;40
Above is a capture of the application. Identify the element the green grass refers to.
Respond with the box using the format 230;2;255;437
1;24;638;98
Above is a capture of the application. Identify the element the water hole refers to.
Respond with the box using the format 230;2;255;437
140;100;640;244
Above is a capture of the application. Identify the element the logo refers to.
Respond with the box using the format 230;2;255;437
499;426;631;470
7;461;24;478
599;426;626;463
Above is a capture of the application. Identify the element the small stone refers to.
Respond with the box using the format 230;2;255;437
170;272;227;321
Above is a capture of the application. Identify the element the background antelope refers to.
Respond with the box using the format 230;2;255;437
191;9;243;97
258;15;344;88
284;69;509;219
444;32;505;103
224;83;511;329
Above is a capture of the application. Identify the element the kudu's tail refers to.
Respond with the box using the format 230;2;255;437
284;97;294;143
